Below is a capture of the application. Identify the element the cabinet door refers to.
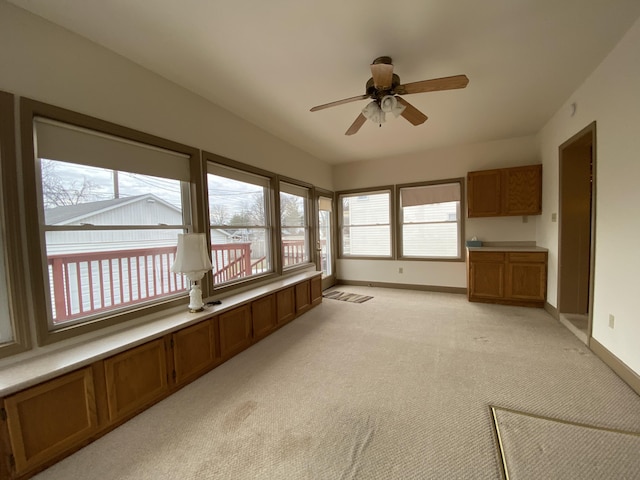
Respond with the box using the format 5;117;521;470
252;295;276;341
104;339;168;423
295;280;312;314
467;169;502;217
276;287;296;324
468;252;505;299
4;368;98;475
506;252;547;302
503;164;542;215
219;305;252;359
310;275;322;306
172;320;216;386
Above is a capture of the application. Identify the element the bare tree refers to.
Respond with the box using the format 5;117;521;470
40;160;98;209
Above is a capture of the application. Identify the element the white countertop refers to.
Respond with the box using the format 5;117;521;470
467;246;548;252
0;271;320;397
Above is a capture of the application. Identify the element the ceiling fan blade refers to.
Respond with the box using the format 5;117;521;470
370;63;394;90
396;74;469;95
396;97;428;125
310;95;369;112
345;113;367;136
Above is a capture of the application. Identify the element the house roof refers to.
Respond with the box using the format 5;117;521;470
7;1;640;164
44;194;180;225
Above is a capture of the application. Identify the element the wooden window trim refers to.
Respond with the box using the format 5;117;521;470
0;91;31;358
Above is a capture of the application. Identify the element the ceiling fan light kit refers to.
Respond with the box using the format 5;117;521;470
362;95;406;126
311;56;469;135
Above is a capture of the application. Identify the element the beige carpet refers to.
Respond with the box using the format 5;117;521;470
34;286;640;479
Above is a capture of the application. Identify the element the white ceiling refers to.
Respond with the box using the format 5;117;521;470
8;0;640;164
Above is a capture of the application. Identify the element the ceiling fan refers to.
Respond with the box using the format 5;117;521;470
310;56;469;135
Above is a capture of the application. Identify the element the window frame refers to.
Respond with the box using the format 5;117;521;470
204;152;279;292
0;91;31;358
396;178;466;262
21;98;203;346
278;176;314;272
337;186;395;260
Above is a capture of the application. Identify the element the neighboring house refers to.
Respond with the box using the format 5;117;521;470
44;194;186;254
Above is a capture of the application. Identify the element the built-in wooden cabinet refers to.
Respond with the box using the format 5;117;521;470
0;273;321;479
104;339;168;423
468;252;505;300
311;275;322;306
276;287;296;324
172;319;217;386
219;305;252;359
295;280;312;314
3;368;99;476
467;164;542;217
468;250;547;307
252;295;276;341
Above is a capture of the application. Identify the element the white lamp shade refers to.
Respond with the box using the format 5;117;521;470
362;101;386;124
171;233;212;277
380;95;406;118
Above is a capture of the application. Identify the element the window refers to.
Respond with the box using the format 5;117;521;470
207;162;273;285
23;101;199;342
339;189;392;257
280;182;310;268
398;180;463;259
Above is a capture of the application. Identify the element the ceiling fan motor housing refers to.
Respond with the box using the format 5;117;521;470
365;74;401;99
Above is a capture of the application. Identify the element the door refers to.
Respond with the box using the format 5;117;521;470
316;192;336;290
558;122;596;343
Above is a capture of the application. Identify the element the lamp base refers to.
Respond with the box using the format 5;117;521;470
187;283;205;312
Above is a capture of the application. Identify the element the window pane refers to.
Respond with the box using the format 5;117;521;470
400;183;461;259
342;225;391;256
340;191;391;257
45;229;187;326
41;159;184;223
207;169;272;284
280;186;309;267
342;193;390;225
38;159;189;329
402;223;458;257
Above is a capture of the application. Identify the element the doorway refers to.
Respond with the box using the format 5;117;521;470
315;190;336;290
558;122;596;345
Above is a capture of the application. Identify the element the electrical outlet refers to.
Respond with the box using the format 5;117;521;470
609;314;615;329
398;267;403;274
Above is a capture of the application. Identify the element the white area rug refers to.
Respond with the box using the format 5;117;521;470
492;406;640;479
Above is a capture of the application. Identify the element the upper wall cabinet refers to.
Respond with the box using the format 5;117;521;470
467;164;542;217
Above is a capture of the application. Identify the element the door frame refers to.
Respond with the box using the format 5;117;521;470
557;121;597;343
314;188;336;291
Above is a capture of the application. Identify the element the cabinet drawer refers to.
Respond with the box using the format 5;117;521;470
508;252;546;263
469;251;505;262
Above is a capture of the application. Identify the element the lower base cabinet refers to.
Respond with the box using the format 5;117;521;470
252;295;277;341
172;319;218;386
218;305;252;359
276;287;296;324
3;368;98;476
104;339;168;424
0;274;321;479
468;251;547;307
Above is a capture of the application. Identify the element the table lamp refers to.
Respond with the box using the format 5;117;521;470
171;233;212;312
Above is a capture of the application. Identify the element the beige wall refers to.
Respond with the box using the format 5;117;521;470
0;2;332;189
334;135;540;288
538;16;640;374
